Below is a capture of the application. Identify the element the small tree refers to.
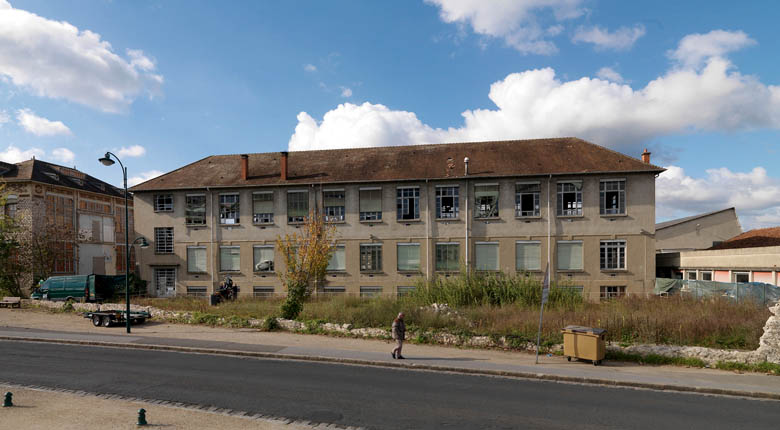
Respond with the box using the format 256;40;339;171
276;209;335;319
0;184;24;296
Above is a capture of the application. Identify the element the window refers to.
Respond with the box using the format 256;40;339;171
219;194;239;224
397;243;421;272
396;187;419;220
734;272;750;283
154;267;176;296
701;271;713;281
185;194;206;225
186;286;207;297
154;194;173;212
515;183;540;217
397;286;415;297
360;286;382;297
600;286;625;300
474;184;499;218
687;271;697;280
327;245;346;271
359;188;382;221
436;186;459;219
323;286;345;295
558;285;584;297
219;246;241;272
600;240;626;270
3;194;17;218
154;227;173;254
600;180;625;215
187;246;207;273
253;286;275;298
557;241;583;271
323;189;345;222
557;181;582;216
475;242;499;271
253;245;274;272
252;192;274;224
516;241;541;271
287;191;308;223
360;243;382;272
435;243;460;271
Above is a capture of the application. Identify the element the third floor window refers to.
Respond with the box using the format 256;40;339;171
474;184;499;218
600;180;625;215
185;194;206;225
219;194;239;224
397;187;419;220
154;194;173;212
436;186;459;219
323;189;345;222
515;183;540;217
557;181;582;216
252;192;273;224
359;188;382;221
287;190;309;223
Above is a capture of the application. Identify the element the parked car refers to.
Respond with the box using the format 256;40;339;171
30;275;125;302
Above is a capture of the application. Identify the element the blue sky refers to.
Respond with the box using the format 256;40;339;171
1;0;779;229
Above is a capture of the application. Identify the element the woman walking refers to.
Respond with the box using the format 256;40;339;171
391;312;406;359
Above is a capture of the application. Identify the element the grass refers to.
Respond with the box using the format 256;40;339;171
715;360;780;375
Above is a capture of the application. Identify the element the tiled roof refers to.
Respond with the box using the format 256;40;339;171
655;207;736;230
130;137;664;192
0;159;124;198
709;227;780;250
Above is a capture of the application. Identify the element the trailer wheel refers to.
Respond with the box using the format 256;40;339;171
92;315;101;327
102;316;111;327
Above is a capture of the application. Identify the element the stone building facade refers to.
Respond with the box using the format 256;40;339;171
130;138;663;301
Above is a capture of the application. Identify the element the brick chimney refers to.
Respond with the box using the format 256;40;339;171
280;151;288;181
240;154;249;180
641;148;651;164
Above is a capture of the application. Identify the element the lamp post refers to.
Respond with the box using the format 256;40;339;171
98;151;141;333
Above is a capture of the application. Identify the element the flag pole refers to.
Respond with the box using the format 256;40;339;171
536;175;552;364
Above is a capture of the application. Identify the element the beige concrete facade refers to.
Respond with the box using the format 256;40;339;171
678;245;780;285
655;208;742;252
134;171;657;301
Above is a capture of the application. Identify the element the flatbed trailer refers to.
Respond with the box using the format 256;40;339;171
84;310;151;327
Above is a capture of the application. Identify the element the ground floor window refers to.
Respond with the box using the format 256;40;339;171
186;286;207;297
323;286;345;295
734;272;750;283
435;243;460;271
687;271;697;280
154;267;176;297
253;286;275;298
600;285;625;300
397;286;415;297
701;271;713;281
557;285;584;297
360;286;382;298
360;244;382;272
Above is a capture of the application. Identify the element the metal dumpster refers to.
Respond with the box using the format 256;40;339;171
562;325;606;365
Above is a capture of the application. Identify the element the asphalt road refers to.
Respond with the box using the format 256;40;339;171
1;341;778;430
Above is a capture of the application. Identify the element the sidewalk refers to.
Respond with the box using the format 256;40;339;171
2;309;779;401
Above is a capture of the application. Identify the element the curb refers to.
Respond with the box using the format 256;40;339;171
2;335;779;402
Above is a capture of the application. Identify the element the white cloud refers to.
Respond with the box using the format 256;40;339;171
0;109;8;125
117;145;146;158
657;165;780;230
596;67;624;83
289;31;780;156
51;147;75;164
16;109;72;136
669;30;755;69
340;87;353;98
128;170;163;187
0;2;162;112
304;64;317;72
426;0;584;55
572;24;645;51
0;144;44;163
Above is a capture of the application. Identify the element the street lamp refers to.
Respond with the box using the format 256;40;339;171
98;151;139;333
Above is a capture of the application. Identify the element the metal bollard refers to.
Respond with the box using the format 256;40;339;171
3;392;12;407
137;408;147;426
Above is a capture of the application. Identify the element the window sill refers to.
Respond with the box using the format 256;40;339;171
517;269;543;273
557;269;585;273
397;218;422;223
397;270;422;275
601;269;628;273
435;218;460;222
186;223;208;228
326;220;347;224
287;222;305;226
219;270;241;274
515;216;542;220
187;271;208;275
360;271;384;275
557;215;584;219
327;270;347;275
475;217;500;221
254;271;276;275
154;252;175;256
253;222;275;226
219;223;241;227
359;219;384;224
600;213;627;218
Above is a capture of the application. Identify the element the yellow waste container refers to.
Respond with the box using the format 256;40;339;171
562;325;606;366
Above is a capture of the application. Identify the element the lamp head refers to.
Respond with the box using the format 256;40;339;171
137;237;150;249
98;152;114;166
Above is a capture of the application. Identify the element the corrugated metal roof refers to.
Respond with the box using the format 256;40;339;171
130;137;664;192
655;207;736;230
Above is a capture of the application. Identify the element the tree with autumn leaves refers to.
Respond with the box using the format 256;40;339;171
276;209;335;319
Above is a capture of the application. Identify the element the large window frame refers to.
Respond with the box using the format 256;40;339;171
287;190;309;224
435;185;459;219
600;240;626;270
474;184;499;218
516;241;541;271
327;244;346;272
219;246;241;272
185;194;206;225
154;227;174;254
397;243;421;272
475;242;499;271
515;182;540;217
557;240;583;271
396;187;420;220
154;194;173;212
154;267;176;297
600;286;626;300
600;179;626;215
323;189;346;222
557;181;582;216
186;246;207;273
435;242;460;272
253;245;274;272
359;187;382;221
219;193;240;225
360;243;383;272
252;192;274;224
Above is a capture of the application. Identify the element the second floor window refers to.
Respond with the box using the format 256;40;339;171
435;243;460;271
185;194;206;225
287;191;308;223
600;180;625;215
252;192;273;224
154;227;173;254
253;245;274;272
600;240;626;270
219;194;239;224
475;242;499;271
436;186;459;219
154;194;173;212
397;187;419;220
515;183;540;217
557;181;582;216
359;188;382;221
187;246;207;273
360;243;382;272
474;184;499;218
397;243;420;272
323;190;345;222
327;245;346;271
557;240;583;271
219;246;240;272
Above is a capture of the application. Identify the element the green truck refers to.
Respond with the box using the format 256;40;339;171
30;274;126;302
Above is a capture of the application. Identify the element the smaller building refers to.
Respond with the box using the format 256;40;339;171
677;227;780;285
